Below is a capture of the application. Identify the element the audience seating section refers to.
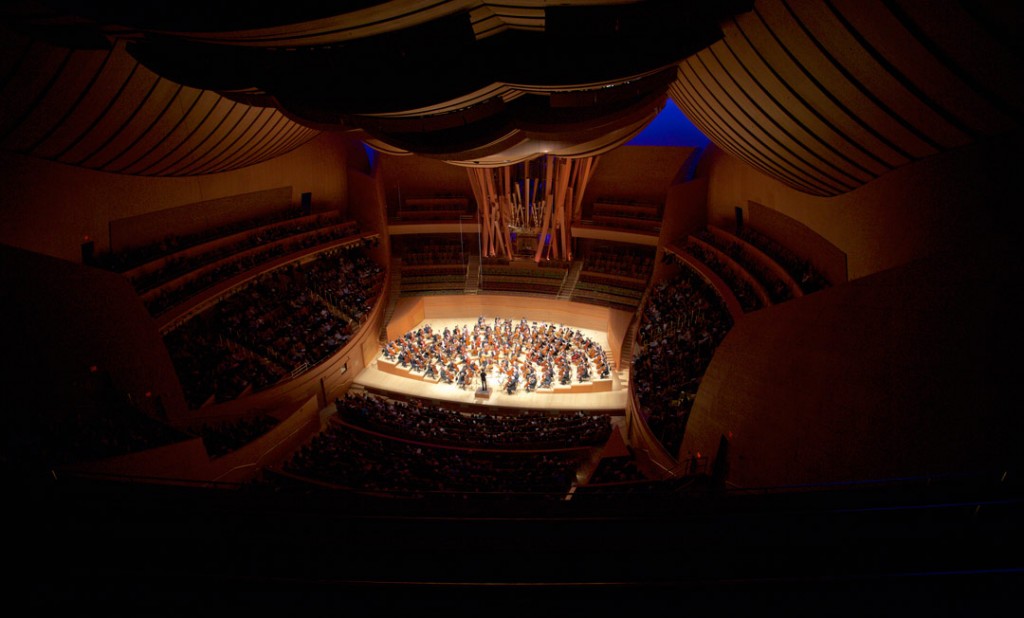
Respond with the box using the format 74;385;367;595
395;196;470;221
586;454;649;484
681;236;766;313
399;237;469;295
698;227;799;304
280;417;590;498
164;247;384;409
737;226;831;294
337;393;612;450
95;207;310;273
590;200;661;233
128;213;354;293
191;415;280;458
141;218;361;317
481;262;566;295
570;245;653;311
10;370;190;472
632;266;734;457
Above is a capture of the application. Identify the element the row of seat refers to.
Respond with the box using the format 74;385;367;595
142;223;362;318
163;247;385;409
279;417;590;497
130;215;353;293
96;207;312;273
694;228;796;304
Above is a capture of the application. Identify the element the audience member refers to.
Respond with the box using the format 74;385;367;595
165;246;384;409
632;264;733;456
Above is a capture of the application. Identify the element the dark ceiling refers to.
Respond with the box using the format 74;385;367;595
7;0;1012;192
3;1;755;164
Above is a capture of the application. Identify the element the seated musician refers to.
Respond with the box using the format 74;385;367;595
541;368;553;389
505;368;519;394
560;366;571;385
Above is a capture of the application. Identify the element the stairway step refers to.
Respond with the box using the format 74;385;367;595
464;255;481;292
556;260;584;299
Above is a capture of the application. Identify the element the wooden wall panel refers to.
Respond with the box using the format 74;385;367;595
0;132;352;262
108;186;294;253
682;240;1022;486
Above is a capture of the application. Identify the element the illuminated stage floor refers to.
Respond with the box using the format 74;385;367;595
353;316;629;413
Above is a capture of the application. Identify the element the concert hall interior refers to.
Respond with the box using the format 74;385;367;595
2;1;1022;612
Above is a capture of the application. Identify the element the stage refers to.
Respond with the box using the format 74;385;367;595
353;315;629;413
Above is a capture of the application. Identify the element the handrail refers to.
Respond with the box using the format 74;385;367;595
621;281;693;479
687;234;771;308
331;417;597;456
707;224;803;299
178;258;389;411
141;222;359;302
124;211;344;282
157;232;378;333
102;206;310;273
267;467;578;501
663;243;744;323
57;462;1013;500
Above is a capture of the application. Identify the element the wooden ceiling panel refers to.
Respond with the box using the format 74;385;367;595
0;34;320;175
671;0;1022;196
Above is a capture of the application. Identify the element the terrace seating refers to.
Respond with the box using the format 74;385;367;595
590;200;661;233
570;272;646;311
279;418;590;498
736;226;831;294
681;236;766;313
137;216;362;317
570;244;653;310
163;246;385;409
127;213;354;293
336;393;611;450
631;264;734;457
585;454;648;484
395;196;470;221
399;269;467;295
10;369;191;473
398;237;468;295
480;261;566;296
190;415;280;458
94;207;309;273
697;226;800;304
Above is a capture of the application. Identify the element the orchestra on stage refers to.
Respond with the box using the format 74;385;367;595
381;317;613;395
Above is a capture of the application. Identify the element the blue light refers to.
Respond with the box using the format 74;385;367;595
627;99;710;147
362;143;379;170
